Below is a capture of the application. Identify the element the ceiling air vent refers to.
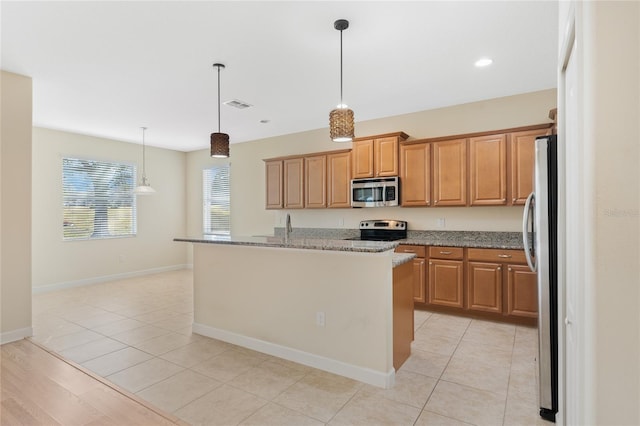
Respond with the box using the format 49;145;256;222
224;99;252;109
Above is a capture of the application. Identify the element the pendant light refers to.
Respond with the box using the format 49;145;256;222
133;126;156;195
210;63;230;158
329;19;355;142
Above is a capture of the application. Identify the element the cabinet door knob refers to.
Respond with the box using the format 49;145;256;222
513;198;517;203
497;267;501;271
498;254;512;258
440;251;452;255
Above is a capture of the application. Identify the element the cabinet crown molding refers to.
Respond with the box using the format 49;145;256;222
353;131;409;142
401;123;552;145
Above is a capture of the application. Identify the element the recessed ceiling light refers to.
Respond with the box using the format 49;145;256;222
475;58;493;67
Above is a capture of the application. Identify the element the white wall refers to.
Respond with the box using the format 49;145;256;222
31;127;188;291
0;71;33;342
560;1;640;424
192;243;394;387
185;89;557;242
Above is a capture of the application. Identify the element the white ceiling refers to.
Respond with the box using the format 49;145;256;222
1;1;558;152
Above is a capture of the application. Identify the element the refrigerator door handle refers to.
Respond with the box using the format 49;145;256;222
523;192;537;272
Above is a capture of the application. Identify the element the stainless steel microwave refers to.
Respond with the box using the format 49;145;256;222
351;176;399;208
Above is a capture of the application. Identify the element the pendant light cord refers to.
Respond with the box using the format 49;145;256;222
339;28;343;106
217;65;221;133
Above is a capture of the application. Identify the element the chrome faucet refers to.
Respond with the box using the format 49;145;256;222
285;213;292;240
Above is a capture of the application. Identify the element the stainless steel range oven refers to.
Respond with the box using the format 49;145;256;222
345;220;407;241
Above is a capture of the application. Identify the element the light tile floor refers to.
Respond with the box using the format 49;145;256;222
31;269;551;426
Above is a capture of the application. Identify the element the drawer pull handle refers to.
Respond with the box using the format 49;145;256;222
498;254;512;258
439;251;452;255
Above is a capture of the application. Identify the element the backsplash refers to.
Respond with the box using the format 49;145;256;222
273;227;525;249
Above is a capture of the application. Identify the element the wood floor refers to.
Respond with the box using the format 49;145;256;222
0;339;186;426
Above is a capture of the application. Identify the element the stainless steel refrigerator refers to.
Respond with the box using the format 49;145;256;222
523;134;558;422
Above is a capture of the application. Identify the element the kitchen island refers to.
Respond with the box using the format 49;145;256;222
174;235;413;388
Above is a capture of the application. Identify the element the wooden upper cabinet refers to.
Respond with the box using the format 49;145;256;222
469;134;507;205
400;143;431;206
432;138;467;206
509;129;547;205
305;155;326;208
327;151;351;208
351;139;375;178
352;133;408;179
375;137;399;176
283;158;304;209
265;160;283;209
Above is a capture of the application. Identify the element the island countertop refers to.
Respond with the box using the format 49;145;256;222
174;235;399;253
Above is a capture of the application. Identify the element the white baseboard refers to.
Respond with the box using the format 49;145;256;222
32;264;191;294
193;322;395;389
0;327;33;345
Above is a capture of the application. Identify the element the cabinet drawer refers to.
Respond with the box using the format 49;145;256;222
428;246;464;260
395;245;426;258
467;248;526;264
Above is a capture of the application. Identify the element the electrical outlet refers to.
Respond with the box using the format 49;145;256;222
437;218;446;229
316;311;326;327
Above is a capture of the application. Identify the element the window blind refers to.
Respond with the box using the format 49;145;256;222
62;157;136;240
203;165;230;235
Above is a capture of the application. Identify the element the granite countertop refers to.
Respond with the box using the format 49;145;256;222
392;253;416;267
272;228;526;250
400;231;525;250
173;235;399;253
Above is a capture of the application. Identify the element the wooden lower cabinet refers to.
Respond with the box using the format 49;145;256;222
417;247;537;324
467;261;503;313
393;261;414;370
428;259;464;308
507;264;538;318
395;245;427;303
412;258;426;303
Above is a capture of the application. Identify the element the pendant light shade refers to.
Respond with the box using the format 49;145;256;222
211;63;230;158
210;132;230;158
134;126;156;195
329;107;355;142
329;19;355;142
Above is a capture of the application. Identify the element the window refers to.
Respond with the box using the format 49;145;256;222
63;157;136;240
203;165;230;235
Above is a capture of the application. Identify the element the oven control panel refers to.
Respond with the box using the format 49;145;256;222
359;220;407;230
